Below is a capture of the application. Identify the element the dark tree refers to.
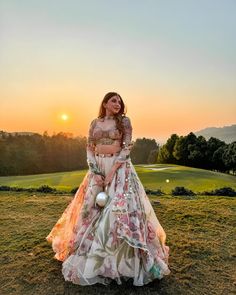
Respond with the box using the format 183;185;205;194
222;142;236;175
130;138;158;164
157;134;179;164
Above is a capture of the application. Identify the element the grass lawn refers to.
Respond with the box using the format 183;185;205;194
0;191;235;295
134;164;236;194
0;164;235;194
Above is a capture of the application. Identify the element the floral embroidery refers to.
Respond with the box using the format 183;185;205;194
47;115;170;284
149;264;161;278
147;220;156;242
99;256;118;279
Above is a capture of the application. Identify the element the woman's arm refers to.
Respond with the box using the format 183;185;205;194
115;116;133;164
109;116;133;173
86;119;104;177
104;116;133;186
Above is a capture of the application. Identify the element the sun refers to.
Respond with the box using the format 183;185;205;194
61;114;69;121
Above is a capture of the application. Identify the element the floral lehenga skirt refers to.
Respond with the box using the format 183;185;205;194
46;155;171;286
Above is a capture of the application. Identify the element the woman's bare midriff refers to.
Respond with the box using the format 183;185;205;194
95;144;121;154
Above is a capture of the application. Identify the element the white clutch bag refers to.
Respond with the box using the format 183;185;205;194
95;185;109;207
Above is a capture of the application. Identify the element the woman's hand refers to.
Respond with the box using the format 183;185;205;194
93;174;105;187
94;162;124;187
104;161;125;186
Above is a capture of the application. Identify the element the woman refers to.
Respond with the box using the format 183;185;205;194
46;92;171;286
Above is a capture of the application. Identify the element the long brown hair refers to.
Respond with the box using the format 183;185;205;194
98;92;127;134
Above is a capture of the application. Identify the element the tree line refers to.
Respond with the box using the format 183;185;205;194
0;132;87;176
156;132;236;175
0;131;235;176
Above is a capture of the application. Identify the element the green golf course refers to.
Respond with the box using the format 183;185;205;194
0;164;235;194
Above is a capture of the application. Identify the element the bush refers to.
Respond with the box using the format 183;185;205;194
202;186;236;197
0;185;64;194
150;189;165;196
71;187;79;194
26;188;38;192
144;187;165;196
171;186;196;196
36;185;56;193
10;187;25;192
144;187;151;194
0;185;11;191
0;186;35;192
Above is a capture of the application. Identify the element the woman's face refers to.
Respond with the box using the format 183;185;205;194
103;95;122;115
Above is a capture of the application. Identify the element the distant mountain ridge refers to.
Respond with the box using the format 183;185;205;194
193;124;236;144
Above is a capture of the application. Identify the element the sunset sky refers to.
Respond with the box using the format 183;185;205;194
1;0;235;144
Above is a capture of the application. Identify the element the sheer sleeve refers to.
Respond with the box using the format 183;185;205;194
86;119;104;176
115;116;133;164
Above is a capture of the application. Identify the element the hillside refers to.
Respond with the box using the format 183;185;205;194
193;124;236;143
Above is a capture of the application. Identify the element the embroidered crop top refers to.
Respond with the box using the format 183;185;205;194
92;126;122;145
86;116;133;175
